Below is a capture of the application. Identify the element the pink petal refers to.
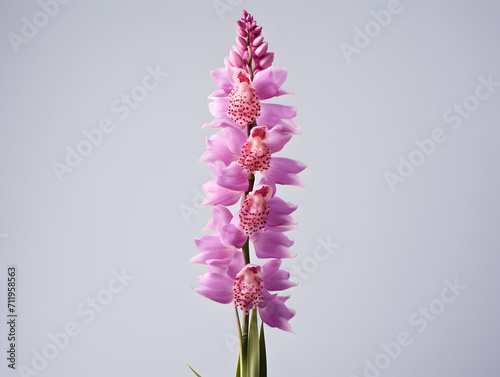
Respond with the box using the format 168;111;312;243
201;180;243;206
214;161;248;191
194;272;234;304
253;67;291;100
200;127;245;166
263;260;298;292
265;157;306;187
225;251;246;279
266;196;298;231
207;89;228;99
278;119;300;134
258;291;296;332
259;103;297;126
264;124;295;153
203;117;241;130
268;196;298;215
252;230;295;259
199;136;234;166
191;235;236;265
204;207;247;249
221;224;247;249
209;97;229;118
204;206;233;233
211;68;233;93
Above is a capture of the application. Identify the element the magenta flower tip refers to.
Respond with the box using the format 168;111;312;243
224;11;274;75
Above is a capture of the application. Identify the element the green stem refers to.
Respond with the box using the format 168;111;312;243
247;172;255;192
241;334;248;377
247;309;260;376
241;311;249;377
247;44;254;81
235;304;243;340
259;322;267;377
235;305;247;377
243;312;249;336
242;238;251;265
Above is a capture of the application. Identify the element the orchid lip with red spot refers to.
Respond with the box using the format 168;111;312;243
238;126;271;173
227;70;260;127
239;185;273;235
233;264;264;315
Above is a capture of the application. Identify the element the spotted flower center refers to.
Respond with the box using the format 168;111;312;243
233;264;264;314
228;71;261;127
238;127;271;173
239;186;272;235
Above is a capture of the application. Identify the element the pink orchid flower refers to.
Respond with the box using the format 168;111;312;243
194;251;297;332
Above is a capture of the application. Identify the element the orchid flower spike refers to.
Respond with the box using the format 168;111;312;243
190;10;306;377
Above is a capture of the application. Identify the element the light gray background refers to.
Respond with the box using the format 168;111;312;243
1;1;499;376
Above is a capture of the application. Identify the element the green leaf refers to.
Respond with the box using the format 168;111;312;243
241;333;248;377
236;353;241;377
187;364;202;377
259;322;267;377
247;309;260;377
241;311;249;377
